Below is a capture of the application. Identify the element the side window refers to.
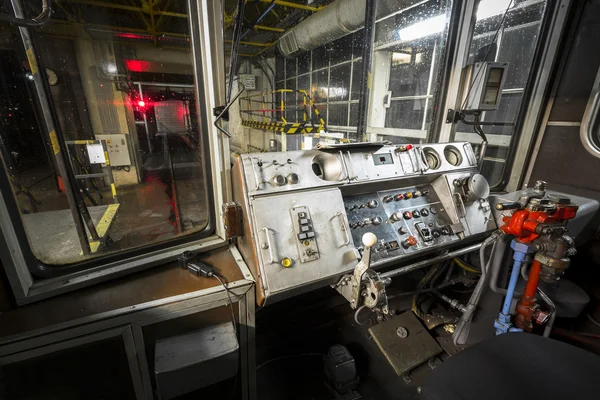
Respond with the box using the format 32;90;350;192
259;0;454;150
0;1;213;267
452;0;548;187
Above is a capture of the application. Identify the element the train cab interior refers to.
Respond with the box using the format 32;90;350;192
1;0;600;399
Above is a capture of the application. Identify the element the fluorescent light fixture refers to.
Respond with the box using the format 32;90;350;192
399;14;446;41
477;0;512;20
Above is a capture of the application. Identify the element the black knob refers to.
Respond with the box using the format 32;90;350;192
403;211;413;220
440;227;450;235
432;229;441;238
394;194;404;201
422;189;430;196
371;216;383;226
383;195;394;203
257;160;263;167
412;210;421;218
349;223;357;229
287;159;292;164
420;208;430;217
398;226;408;235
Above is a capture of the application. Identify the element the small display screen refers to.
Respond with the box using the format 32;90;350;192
373;153;394;166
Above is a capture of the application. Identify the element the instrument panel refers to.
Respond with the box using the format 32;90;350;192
232;142;495;305
344;184;460;265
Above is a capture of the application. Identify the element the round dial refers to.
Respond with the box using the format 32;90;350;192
444;146;463;166
423;147;441;170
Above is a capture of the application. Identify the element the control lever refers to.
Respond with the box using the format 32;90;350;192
332;233;390;315
350;233;377;307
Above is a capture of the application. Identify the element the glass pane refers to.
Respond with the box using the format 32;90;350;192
276;57;285;82
349;103;360;127
1;1;210;265
351;60;363;101
311;69;328;103
330;35;353;63
286;57;297;79
388;46;435;97
385;99;426;129
374;0;453;136
328;104;349;126
285;79;297;122
312;45;330;71
329;64;351;102
298;52;311;75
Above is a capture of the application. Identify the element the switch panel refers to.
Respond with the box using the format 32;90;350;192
343;183;462;265
95;134;132;167
291;206;320;263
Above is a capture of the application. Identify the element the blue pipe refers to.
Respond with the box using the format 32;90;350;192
495;241;529;335
502;258;524;315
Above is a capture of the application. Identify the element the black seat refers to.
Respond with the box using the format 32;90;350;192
421;333;600;400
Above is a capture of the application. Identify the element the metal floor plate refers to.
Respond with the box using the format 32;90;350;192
369;311;442;376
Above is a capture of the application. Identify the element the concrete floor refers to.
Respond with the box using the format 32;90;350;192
13;164;208;265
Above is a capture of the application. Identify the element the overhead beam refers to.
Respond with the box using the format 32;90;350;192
226;39;277;47
254;24;284;33
245;0;324;12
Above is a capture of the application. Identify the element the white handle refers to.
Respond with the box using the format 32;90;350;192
331;212;350;246
261;227;277;263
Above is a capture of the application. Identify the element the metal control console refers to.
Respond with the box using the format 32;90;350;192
232;142;496;305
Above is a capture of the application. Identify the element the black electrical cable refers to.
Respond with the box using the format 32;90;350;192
460;0;514;111
212;274;237;337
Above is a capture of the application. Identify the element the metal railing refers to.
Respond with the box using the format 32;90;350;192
240;89;328;134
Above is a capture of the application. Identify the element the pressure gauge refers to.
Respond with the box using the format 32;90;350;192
46;68;58;86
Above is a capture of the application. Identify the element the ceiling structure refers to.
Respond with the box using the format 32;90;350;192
24;0;334;57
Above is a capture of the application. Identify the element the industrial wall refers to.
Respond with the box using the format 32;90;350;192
527;0;600;200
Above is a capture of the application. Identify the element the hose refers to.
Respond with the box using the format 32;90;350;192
454;258;481;274
453;231;503;345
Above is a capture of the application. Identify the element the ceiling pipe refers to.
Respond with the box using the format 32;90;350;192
278;0;419;56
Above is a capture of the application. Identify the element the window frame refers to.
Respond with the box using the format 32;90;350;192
437;0;573;191
0;0;230;305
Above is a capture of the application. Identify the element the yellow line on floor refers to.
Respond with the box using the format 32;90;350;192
96;203;120;238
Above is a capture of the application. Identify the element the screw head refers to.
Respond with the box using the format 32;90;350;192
396;326;409;338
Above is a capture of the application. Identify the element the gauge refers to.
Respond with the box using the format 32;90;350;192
444;146;463;166
422;147;441;170
45;68;58;86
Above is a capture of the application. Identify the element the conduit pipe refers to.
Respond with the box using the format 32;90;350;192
278;0;419;56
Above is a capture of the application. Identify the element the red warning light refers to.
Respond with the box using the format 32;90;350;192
138;100;146;107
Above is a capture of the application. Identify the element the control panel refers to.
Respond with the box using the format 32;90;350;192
344;184;460;265
232;142;496;306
